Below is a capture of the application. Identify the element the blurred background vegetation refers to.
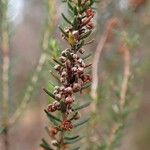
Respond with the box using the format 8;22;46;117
0;0;150;150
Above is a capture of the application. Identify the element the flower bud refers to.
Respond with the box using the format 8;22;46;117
65;87;73;94
59;56;66;63
79;48;85;54
60;77;65;83
73;83;81;92
53;90;58;95
65;96;74;105
55;94;61;100
72;30;79;40
61;50;67;56
54;65;61;71
61;120;73;131
78;58;83;64
81;74;92;83
60;86;65;91
61;71;67;77
72;67;77;73
48;104;56;112
73;54;78;59
53;101;60;109
51;140;58;146
50;128;58;137
54;86;59;90
77;67;84;74
81;61;86;67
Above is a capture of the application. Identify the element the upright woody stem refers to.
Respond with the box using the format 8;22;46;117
41;0;97;149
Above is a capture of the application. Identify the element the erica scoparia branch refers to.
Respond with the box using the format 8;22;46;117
41;0;98;149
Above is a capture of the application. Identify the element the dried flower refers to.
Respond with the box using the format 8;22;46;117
61;120;73;131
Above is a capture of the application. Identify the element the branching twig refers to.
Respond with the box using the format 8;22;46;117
9;0;56;126
119;44;130;110
91;18;118;101
107;43;131;149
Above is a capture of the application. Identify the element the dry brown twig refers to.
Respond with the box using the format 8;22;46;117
107;43;131;148
9;0;57;127
91;18;118;104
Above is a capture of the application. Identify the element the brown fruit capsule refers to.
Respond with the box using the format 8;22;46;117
77;67;84;74
65;87;73;94
73;83;81;92
65;96;74;105
59;56;66;63
54;65;61;71
55;94;62;100
50;127;58;137
47;104;56;112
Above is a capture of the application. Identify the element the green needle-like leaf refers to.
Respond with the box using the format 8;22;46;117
82;83;91;90
64;136;83;144
82;53;92;60
80;31;92;40
67;1;74;12
74;118;90;128
71;147;80;150
74;101;91;111
44;110;61;126
59;26;68;37
62;13;73;25
40;138;53;150
43;88;57;100
64;135;80;140
0;127;4;134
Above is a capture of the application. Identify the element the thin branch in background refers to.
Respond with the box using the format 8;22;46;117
1;0;10;149
107;43;131;149
91;18;118;104
9;0;57;127
119;43;130;110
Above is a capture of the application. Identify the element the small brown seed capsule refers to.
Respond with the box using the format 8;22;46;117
65;96;74;105
73;83;81;92
78;58;83;64
72;67;77;73
65;60;71;67
47;104;56;112
73;54;78;59
79;48;85;54
81;61;86;67
53;90;58;95
50;128;58;137
61;71;67;77
65;87;73;94
61;50;66;56
77;67;84;74
59;56;66;63
53;101;60;107
54;86;59;90
60;77;65;83
54;65;61;71
60;86;65;91
51;140;58;146
55;94;61;100
72;30;79;40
